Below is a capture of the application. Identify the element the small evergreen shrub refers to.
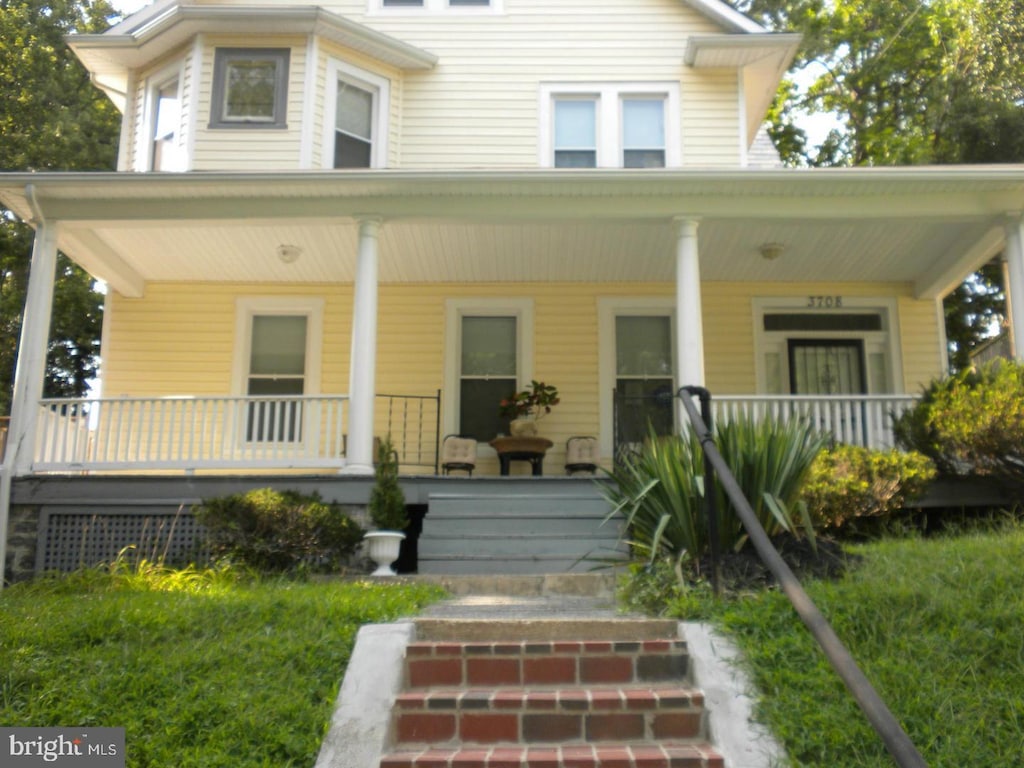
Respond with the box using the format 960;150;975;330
368;435;408;531
800;445;936;530
194;488;364;573
893;359;1024;490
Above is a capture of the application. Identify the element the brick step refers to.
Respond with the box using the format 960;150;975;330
379;743;725;768
394;686;705;746
405;640;689;689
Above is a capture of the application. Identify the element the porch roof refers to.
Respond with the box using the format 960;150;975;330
2;166;1023;299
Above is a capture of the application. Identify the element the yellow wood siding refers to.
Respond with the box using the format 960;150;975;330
122;0;746;171
102;278;944;473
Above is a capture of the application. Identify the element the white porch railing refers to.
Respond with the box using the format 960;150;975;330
711;394;920;450
33;395;349;471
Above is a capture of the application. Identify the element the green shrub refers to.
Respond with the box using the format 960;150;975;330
893;359;1024;490
602;415;827;563
800;445;936;530
194;488;364;573
368;435;408;530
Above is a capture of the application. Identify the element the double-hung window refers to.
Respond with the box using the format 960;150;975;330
543;84;677;168
235;298;323;444
210;48;290;129
378;0;495;9
323;60;389;169
151;77;181;171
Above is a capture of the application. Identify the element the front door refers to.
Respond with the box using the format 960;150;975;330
787;339;866;395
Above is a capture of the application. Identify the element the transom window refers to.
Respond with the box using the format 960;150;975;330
543;83;678;168
210;48;290;129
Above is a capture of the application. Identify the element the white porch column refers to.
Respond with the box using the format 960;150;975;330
342;217;381;475
674;217;705;389
1004;215;1024;359
4;218;60;475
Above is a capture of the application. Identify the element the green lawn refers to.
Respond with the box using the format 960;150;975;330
660;525;1024;767
0;566;445;768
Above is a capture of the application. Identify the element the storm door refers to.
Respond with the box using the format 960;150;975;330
787;339;866;395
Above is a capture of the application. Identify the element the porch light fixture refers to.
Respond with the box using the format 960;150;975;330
759;242;784;260
276;244;302;264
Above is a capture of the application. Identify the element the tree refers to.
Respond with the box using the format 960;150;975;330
0;0;120;415
734;0;1024;368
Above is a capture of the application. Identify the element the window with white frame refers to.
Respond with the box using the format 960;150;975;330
376;0;496;10
210;48;290;129
444;299;532;442
322;60;389;169
542;84;678;168
235;298;323;443
754;299;901;395
150;76;181;171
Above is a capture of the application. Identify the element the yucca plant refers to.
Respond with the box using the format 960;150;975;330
711;414;829;550
602;415;827;565
601;430;705;564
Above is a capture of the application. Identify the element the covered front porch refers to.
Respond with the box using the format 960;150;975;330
24;391;919;475
2;167;1024;482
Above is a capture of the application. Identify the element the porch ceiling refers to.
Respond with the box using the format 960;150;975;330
2;167;1022;299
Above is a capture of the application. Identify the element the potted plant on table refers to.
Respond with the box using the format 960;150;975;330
364;435;408;576
499;380;560;437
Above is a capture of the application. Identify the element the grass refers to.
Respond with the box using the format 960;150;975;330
629;523;1024;767
0;562;445;768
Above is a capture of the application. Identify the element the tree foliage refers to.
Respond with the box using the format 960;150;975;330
733;0;1022;366
0;0;120;414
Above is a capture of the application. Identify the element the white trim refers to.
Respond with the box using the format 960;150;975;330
751;296;905;395
185;35;202;171
232;296;324;400
442;297;534;442
597;297;676;460
539;83;681;169
299;36;320;169
136;59;184;172
369;0;503;16
117;71;137;172
321;58;391;170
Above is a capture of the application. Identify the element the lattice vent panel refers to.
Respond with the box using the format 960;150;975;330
39;511;206;573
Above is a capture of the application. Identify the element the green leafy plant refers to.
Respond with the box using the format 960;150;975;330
368;435;408;531
499;380;560;421
800;445;936;530
893;359;1024;490
194;488;364;573
602;415;827;564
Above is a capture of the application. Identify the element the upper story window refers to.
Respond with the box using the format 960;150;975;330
541;83;679;168
210;48;290;129
375;0;497;11
322;60;390;169
139;61;183;172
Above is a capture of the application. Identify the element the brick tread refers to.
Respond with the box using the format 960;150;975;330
379;743;724;768
396;686;704;711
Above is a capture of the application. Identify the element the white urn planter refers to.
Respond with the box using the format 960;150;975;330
509;418;539;437
364;531;406;577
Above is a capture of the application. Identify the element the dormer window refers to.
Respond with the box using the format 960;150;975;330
210;48;290;129
377;0;495;10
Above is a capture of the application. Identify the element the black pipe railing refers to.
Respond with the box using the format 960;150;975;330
677;386;928;768
377;391;441;474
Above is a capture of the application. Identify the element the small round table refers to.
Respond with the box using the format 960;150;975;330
489;436;554;476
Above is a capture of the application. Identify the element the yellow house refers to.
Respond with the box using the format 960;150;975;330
1;0;1024;576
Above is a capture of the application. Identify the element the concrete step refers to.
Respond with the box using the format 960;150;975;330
410;573;619;598
412;619;680;643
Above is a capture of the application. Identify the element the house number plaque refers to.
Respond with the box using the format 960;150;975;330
807;295;843;308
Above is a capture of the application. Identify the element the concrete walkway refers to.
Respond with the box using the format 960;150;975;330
315;574;786;768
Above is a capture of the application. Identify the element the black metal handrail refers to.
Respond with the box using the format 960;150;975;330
678;385;928;768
